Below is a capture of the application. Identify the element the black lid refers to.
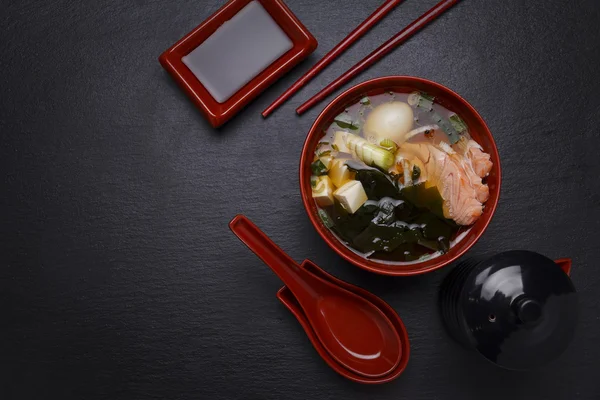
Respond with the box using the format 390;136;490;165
460;251;577;370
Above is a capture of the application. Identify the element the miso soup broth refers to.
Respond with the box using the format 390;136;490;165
310;90;493;264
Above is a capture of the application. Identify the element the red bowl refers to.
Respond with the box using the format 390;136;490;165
299;76;501;276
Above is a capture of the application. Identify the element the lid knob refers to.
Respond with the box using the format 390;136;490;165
513;297;543;324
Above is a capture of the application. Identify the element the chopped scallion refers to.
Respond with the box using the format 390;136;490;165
432;112;460;144
408;92;434;111
449;114;468;134
379;138;398;153
318;209;335;228
421;93;435;101
344;133;395;170
310;176;319;188
311;159;328;176
316;141;330;151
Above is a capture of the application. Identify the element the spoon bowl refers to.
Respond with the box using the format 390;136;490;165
230;215;402;378
312;285;401;377
278;260;410;383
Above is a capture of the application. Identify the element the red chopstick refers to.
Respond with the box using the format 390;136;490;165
297;0;460;115
261;0;403;118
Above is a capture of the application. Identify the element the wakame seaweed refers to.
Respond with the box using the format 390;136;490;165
329;195;455;257
333;113;359;130
345;160;401;200
329;201;379;244
401;183;446;220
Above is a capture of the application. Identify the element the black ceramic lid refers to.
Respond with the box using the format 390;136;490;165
460;250;577;370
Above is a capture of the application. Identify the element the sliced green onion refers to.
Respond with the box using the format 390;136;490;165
418;97;434;111
331;144;340;152
360;96;371;105
318;150;332;157
344;133;395;170
449;114;468;134
407;92;420;106
432;112;460;144
421;92;435;101
310;176;319;189
408;92;434;111
311;159;328;176
379;138;398;153
316;141;329;151
318;209;335;228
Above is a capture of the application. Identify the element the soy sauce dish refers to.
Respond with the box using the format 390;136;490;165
300;76;501;276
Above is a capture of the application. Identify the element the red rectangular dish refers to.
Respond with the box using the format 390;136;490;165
159;0;317;128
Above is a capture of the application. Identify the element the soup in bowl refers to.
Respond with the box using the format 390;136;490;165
300;76;501;276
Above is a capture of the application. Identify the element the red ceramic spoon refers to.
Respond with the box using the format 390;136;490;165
229;215;402;378
277;260;410;384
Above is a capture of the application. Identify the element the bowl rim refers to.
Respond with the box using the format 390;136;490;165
299;76;502;276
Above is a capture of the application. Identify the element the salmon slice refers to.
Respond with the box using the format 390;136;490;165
453;137;493;178
396;140;492;226
446;143;489;204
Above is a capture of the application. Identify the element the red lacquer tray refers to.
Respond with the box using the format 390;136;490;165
159;0;317;128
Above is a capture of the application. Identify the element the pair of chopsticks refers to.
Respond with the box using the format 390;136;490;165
262;0;460;117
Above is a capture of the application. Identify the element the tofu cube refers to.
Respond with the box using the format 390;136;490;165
333;131;350;153
312;176;335;207
320;155;333;171
334;180;368;214
328;159;355;188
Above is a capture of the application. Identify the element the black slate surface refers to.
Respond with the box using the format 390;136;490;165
2;0;600;399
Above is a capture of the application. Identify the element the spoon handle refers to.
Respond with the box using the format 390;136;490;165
229;215;316;300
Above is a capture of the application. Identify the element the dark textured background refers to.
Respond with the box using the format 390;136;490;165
2;0;599;398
